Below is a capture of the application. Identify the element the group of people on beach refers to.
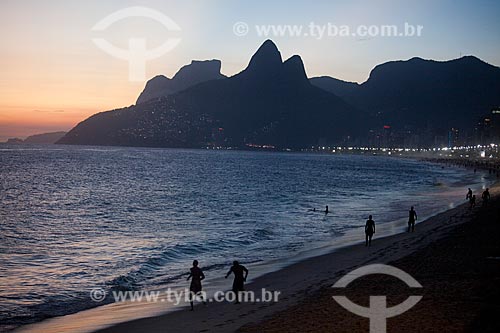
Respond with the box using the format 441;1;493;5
186;204;419;310
186;260;248;310
186;184;492;311
425;157;500;178
364;206;418;247
187;185;491;310
467;187;490;209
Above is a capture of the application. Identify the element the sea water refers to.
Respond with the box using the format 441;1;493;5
0;145;491;331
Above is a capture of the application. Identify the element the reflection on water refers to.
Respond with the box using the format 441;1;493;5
0;145;491;331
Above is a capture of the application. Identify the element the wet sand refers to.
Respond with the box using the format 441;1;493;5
82;187;500;332
241;192;500;332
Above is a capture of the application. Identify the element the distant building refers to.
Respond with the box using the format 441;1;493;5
448;128;460;147
472;109;500;145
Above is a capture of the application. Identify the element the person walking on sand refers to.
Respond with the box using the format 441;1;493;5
482;188;491;206
470;195;476;209
466;188;473;200
225;261;248;304
365;215;375;247
408;206;417;232
186;260;206;310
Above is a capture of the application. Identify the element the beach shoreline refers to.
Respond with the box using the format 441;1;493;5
9;157;494;333
16;188;491;333
241;187;500;332
88;186;497;333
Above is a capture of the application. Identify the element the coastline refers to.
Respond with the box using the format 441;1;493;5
8;156;492;333
15;184;493;333
242;187;500;332
93;185;498;333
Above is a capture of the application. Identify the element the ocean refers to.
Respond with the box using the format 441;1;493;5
0;145;491;331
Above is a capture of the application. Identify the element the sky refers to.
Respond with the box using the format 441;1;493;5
1;0;500;141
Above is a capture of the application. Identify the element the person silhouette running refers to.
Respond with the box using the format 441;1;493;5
365;215;375;247
408;206;418;232
225;261;248;304
482;188;491;206
186;260;206;310
466;188;472;200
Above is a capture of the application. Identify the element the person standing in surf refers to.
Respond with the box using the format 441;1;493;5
408;206;417;232
225;261;249;304
365;215;375;247
186;260;206;310
466;188;473;200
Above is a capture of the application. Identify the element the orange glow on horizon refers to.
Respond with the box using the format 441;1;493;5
2;0;499;142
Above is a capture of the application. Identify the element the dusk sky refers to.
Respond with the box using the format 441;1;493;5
1;0;499;141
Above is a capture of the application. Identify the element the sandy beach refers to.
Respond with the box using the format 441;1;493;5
242;192;500;332
9;154;492;333
58;185;498;333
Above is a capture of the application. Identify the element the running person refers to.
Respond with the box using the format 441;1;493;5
186;260;206;310
225;261;249;304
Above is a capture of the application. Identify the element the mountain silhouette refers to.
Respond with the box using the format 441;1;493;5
24;131;67;144
58;40;368;148
310;77;360;97
136;60;226;104
313;56;500;131
243;39;283;77
58;42;500;148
